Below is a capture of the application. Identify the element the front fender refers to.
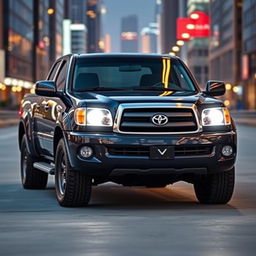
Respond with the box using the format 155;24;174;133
19;113;39;158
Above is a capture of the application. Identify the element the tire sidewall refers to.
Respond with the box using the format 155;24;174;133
20;135;30;185
55;139;68;203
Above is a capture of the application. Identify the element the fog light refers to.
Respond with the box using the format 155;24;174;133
222;145;233;157
80;146;93;158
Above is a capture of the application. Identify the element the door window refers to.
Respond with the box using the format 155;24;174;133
48;61;61;81
56;61;68;91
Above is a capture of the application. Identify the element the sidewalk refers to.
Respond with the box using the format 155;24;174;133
231;110;256;127
234;118;256;127
0;110;19;128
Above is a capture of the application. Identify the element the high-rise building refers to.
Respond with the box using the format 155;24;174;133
186;0;209;87
187;0;209;13
70;0;87;24
104;34;112;53
209;0;242;109
49;0;64;62
70;24;87;54
242;0;256;109
4;0;34;83
64;0;87;54
0;1;3;50
155;0;162;53
86;0;102;53
34;0;51;81
159;0;187;54
141;23;158;53
0;0;7;104
0;0;65;106
121;15;138;53
160;0;179;53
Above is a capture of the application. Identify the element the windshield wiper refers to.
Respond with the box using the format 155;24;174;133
75;87;126;92
132;86;190;91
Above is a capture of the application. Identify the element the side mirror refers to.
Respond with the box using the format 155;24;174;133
205;80;226;96
35;80;57;97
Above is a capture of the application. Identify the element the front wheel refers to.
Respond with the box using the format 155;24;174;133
194;167;235;204
55;139;92;207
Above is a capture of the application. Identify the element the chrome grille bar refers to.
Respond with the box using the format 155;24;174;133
113;103;201;134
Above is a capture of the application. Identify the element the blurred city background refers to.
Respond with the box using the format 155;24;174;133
0;0;255;111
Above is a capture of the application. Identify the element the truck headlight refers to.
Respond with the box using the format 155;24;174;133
202;107;231;126
74;108;113;126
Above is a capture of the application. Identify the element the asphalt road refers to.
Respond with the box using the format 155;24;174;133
0;125;255;256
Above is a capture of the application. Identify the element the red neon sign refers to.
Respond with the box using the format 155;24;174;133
189;11;210;37
176;11;210;40
176;17;192;41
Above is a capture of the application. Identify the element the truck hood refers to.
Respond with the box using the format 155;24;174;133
73;90;223;106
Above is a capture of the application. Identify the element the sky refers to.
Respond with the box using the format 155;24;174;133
102;0;156;52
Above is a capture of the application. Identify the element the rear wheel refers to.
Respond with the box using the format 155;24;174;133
194;167;235;204
20;135;48;189
55;139;92;207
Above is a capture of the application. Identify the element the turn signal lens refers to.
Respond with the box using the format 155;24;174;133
74;108;86;125
223;108;231;125
74;108;113;126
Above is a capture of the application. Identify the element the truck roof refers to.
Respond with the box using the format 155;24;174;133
71;53;179;60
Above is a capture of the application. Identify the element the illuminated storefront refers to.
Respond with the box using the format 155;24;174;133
0;0;63;107
242;0;256;109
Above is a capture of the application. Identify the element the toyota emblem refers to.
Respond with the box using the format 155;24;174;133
151;114;168;126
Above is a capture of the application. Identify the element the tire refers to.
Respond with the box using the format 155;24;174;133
194;167;235;204
20;135;48;189
55;138;92;207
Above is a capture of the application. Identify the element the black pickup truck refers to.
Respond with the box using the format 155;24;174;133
19;53;237;207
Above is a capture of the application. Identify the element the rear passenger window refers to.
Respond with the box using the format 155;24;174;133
56;61;68;91
48;62;61;81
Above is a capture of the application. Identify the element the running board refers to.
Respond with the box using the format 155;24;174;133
33;162;55;175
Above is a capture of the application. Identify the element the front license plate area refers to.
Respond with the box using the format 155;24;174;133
150;146;174;159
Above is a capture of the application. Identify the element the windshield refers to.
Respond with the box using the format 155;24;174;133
72;57;197;92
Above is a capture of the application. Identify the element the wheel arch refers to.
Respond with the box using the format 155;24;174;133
53;126;64;157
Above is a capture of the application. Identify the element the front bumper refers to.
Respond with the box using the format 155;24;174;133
64;131;237;177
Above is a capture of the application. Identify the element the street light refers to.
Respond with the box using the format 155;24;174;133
4;78;11;85
225;83;232;90
101;7;107;14
12;79;18;86
0;83;6;91
190;13;199;20
224;100;230;106
233;86;239;93
47;8;54;15
172;46;180;52
177;40;184;46
181;33;190;39
169;52;176;56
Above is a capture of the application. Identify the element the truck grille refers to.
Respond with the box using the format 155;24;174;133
107;145;213;157
118;107;198;133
